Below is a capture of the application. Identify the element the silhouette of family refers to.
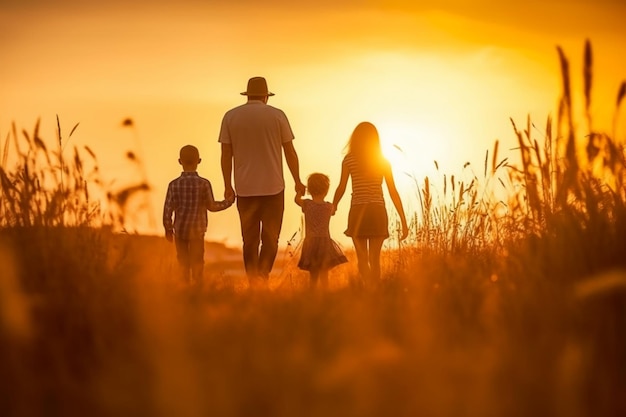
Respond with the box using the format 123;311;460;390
163;76;409;288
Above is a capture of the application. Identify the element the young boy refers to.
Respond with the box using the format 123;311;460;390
163;145;233;285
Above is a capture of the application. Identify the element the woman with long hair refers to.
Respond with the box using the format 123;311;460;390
332;121;409;283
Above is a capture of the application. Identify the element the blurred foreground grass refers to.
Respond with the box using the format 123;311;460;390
1;230;624;417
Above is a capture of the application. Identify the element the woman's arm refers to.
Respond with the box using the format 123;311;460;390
332;159;349;214
383;162;409;240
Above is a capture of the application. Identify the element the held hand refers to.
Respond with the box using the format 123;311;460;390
224;185;235;203
295;181;306;196
165;230;174;243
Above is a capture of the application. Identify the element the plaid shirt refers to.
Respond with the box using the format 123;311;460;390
163;172;230;239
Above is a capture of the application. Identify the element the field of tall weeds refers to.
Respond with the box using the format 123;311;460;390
0;42;625;417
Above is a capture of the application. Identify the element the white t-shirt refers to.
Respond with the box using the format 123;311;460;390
218;100;295;197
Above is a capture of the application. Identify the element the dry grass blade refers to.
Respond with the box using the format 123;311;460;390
557;45;574;136
533;139;542;169
84;145;96;159
421;176;431;226
2;130;9;167
34;136;47;152
541;116;554;206
555;44;580;206
583;39;593;128
494;158;508;171
33;118;41;147
491;140;499;175
69;123;80;138
11;121;21;158
510;118;528;172
457;182;465;207
617;81;626;109
557;96;566;143
483;149;488;178
557;46;571;106
544;115;553;159
73;146;83;172
56;114;62;149
56;115;65;191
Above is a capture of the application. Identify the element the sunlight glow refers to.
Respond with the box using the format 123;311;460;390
377;120;444;215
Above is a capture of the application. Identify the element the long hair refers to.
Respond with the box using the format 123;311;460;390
346;122;385;173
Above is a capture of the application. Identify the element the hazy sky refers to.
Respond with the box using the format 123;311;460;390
2;0;625;246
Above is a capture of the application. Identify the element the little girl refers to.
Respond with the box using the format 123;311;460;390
295;173;348;289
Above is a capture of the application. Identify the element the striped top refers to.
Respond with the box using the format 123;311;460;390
342;153;387;206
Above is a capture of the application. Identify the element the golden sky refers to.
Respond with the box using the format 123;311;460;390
2;0;625;247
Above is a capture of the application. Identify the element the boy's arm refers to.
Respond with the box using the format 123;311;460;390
163;185;174;242
206;180;232;212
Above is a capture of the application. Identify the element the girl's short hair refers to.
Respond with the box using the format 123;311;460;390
307;173;330;196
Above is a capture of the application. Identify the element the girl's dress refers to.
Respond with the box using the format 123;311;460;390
298;199;348;271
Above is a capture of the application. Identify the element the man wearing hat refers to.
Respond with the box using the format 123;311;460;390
219;76;305;285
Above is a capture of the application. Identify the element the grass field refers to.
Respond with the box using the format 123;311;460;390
1;42;625;417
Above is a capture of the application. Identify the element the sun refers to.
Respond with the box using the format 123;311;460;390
376;119;455;215
377;120;434;176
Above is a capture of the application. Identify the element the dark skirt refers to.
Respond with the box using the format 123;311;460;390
345;203;389;238
298;237;348;271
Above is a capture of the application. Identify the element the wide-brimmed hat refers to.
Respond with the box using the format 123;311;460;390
240;77;275;96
